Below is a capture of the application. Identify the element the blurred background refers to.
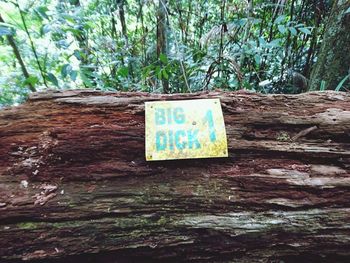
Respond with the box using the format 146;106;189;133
0;0;349;106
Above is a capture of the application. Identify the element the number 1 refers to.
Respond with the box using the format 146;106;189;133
205;110;216;142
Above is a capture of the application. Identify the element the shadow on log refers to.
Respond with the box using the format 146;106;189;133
0;90;350;262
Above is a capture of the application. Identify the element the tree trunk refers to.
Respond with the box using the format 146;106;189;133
309;0;350;91
117;0;128;43
0;14;36;92
157;0;169;93
0;90;350;262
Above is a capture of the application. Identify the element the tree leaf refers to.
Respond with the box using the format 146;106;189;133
34;6;49;20
70;70;78;81
278;25;287;34
345;7;350;14
275;15;286;24
80;70;93;87
159;53;168;64
142;66;152;78
118;66;129;78
162;69;169;80
289;27;298;36
64;27;82;37
254;54;261;65
258;37;267;47
155;66;162;80
335;74;350;91
61;64;72;78
46;73;59;87
0;26;13;36
298;27;312;35
41;24;51;35
269;39;282;48
24;76;39;86
62;14;76;24
73;50;82;60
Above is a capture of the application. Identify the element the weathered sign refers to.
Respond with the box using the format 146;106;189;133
145;99;228;161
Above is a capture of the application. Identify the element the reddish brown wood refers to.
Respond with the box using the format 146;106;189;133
0;90;350;262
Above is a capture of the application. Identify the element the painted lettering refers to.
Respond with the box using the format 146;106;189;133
155;107;185;125
167;108;173;124
168;130;174;151
175;130;186;150
174;107;185;124
187;129;201;149
155;108;166;125
155;129;200;151
156;131;167;151
205;109;216;142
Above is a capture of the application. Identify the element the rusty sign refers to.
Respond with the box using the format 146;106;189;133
145;99;228;161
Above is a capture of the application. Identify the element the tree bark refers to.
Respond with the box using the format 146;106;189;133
309;0;350;91
157;0;169;93
0;90;350;262
15;0;49;89
117;0;128;43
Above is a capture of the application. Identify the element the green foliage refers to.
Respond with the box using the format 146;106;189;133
335;75;350;92
0;0;337;106
46;73;59;87
0;25;14;36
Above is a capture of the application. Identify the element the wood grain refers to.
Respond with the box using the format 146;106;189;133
0;90;349;262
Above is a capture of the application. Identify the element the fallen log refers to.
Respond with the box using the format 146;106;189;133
0;90;350;262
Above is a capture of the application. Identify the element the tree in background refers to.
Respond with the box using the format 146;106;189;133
309;0;350;91
156;0;169;93
0;14;35;92
0;0;346;107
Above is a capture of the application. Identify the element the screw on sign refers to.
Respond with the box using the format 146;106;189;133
145;99;228;161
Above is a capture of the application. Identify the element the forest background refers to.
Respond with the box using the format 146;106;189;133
0;0;349;107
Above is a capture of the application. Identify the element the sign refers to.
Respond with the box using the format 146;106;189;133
145;99;228;161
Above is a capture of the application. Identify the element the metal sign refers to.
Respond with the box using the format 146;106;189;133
145;99;228;161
